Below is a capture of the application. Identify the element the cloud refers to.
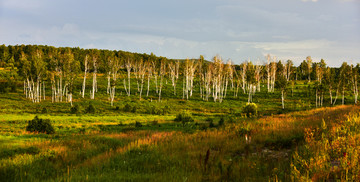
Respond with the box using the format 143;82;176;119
1;0;45;12
301;0;318;2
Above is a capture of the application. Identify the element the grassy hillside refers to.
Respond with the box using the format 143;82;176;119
1;104;358;181
0;72;359;181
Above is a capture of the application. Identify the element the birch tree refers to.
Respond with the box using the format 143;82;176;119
90;50;99;99
183;58;198;100
275;61;287;109
62;49;80;106
254;63;261;92
266;54;271;92
29;49;46;103
137;59;147;100
158;58;166;101
81;54;90;98
168;60;179;95
239;62;247;93
246;62;256;103
123;57;133;97
306;56;312;83
351;64;359;104
109;56;121;106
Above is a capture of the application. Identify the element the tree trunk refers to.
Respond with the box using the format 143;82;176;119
281;90;285;109
82;71;87;98
91;70;97;99
329;88;333;105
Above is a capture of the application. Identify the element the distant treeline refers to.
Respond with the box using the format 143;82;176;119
0;44;169;73
0;44;358;108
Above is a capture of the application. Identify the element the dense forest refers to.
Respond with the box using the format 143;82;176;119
0;44;359;109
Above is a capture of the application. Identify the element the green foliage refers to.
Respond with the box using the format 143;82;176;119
41;107;48;114
131;106;137;113
26;116;55;134
70;105;81;114
151;119;159;126
0;81;8;93
123;103;132;112
135;121;142;128
174;111;194;124
86;103;96;114
218;117;225;126
242;103;258;117
209;120;215;128
162;105;171;115
236;123;252;137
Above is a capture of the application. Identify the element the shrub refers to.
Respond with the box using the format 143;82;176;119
162;105;171;115
41;107;48;114
0;82;8;93
124;103;132;112
218;117;225;126
145;105;162;115
205;117;213;123
174;111;194;124
226;116;235;123
151;119;159;125
209;120;215;128
9;82;17;92
86;103;96;114
70;105;81;114
242;103;258;117
131;106;137;113
26;116;55;134
135;121;142;127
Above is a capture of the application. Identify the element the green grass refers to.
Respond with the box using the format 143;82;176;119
0;75;359;181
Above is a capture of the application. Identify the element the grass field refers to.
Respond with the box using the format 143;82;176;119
0;75;359;181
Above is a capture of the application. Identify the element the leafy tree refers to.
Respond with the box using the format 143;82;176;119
305;56;312;83
275;61;288;109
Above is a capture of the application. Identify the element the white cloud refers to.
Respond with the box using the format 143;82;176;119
1;0;45;12
301;0;318;2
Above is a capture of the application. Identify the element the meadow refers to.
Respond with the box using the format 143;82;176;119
0;74;359;181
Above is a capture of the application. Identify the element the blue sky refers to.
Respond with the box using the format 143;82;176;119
0;0;359;66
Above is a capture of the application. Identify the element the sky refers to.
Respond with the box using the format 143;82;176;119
0;0;359;67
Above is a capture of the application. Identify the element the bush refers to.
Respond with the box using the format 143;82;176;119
70;105;81;114
124;103;132;112
162;105;171;115
41;107;48;114
131;106;137;113
26;116;55;134
242;103;258;117
151;119;159;125
145;105;162;115
0;82;8;93
135;121;142;127
174;111;194;124
209;120;215;128
205;117;214;123
218;117;225;126
86;103;96;114
226;116;235;123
